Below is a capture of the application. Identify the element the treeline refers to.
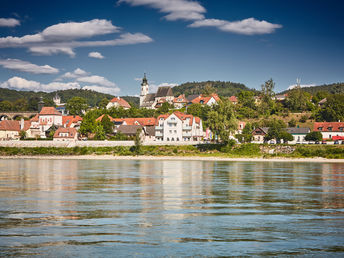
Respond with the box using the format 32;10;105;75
172;80;255;97
0;88;139;111
280;82;344;95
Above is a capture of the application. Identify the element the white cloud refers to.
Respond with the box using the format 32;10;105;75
0;76;80;92
0;19;153;57
88;51;104;59
189;18;282;35
83;85;120;95
61;68;88;79
0;18;20;27
77;75;116;87
118;0;206;21
288;84;316;90
0;58;59;74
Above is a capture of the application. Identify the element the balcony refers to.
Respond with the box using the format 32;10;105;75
155;126;163;130
183;126;192;130
183;131;192;137
155;131;163;137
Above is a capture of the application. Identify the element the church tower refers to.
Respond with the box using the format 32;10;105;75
140;73;149;107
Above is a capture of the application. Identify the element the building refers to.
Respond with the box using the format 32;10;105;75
190;93;220;106
62;115;83;129
30;107;63;138
252;127;269;143
139;74;174;109
0;119;31;140
155;111;203;142
286;127;310;144
229;96;238;105
53;93;67;115
236;121;246;134
314;122;344;140
53;127;78;141
173;94;188;109
106;97;131;110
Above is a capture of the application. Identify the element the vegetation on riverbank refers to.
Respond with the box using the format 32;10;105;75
0;144;343;159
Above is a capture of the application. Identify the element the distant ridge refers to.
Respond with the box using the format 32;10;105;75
172;80;256;97
279;82;344;95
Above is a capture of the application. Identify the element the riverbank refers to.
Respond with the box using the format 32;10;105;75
1;154;344;162
1;144;343;160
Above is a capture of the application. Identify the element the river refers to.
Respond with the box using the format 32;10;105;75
0;159;343;257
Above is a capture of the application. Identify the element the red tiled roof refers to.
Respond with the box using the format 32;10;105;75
53;127;77;138
30;114;39;122
114;117;156;126
0;120;30;132
156;111;201;126
191;93;220;105
174;94;187;103
96;114;115;122
229;96;238;102
39;107;62;116
62;115;83;127
109;97;131;109
314;122;344;132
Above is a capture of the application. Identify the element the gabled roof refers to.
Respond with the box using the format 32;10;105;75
174;94;187;103
187;94;200;102
229;96;238;102
109;97;131;109
156;86;173;97
53;127;77;138
96;114;115;122
114;117;157;126
0;120;30;132
156;111;201;126
314;122;344;132
143;93;156;102
286;127;310;134
117;125;143;135
252;127;269;135
39;107;62;116
30;114;39;122
62;115;83;127
191;94;220;105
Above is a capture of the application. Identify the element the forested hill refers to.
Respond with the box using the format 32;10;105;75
280;82;344;95
172;81;255;97
0;88;139;109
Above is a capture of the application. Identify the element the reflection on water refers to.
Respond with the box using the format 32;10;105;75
0;159;343;256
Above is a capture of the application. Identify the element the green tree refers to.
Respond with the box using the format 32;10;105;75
94;123;105;140
280;131;293;144
0;100;13;111
238;90;255;109
316;94;344;122
207;99;237;144
202;83;216;96
288;118;297;127
264;119;286;143
13;98;28;111
66;97;88;116
259;79;276;116
132;128;142;155
187;103;203;118
19;130;27;140
305;131;322;141
156;102;170;114
98;98;109;109
101;115;113;134
236;123;253;143
285;87;312;112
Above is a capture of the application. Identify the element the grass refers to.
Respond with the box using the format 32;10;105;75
0;144;343;159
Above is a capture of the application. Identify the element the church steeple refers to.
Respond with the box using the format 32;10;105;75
140;73;149;107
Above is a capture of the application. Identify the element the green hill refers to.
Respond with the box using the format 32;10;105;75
280;82;344;95
172;80;255;97
0;88;139;110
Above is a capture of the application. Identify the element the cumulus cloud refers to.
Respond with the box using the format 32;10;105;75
0;18;20;27
88;51;104;59
0;19;153;57
0;76;80;92
83;85;120;95
61;68;88;79
118;0;206;21
0;58;59;74
77;75;116;87
189;18;282;35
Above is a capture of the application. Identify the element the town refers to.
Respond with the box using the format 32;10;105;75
0;74;343;146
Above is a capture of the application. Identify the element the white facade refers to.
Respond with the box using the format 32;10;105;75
155;113;203;142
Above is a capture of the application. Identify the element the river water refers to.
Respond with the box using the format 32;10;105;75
0;159;343;257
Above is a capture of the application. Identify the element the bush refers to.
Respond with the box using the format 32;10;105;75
299;115;308;123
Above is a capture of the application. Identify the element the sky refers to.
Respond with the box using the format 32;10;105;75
0;0;343;96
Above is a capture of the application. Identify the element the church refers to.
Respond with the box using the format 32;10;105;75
139;74;174;109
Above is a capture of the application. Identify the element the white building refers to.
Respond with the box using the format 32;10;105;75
314;122;344;140
30;107;63;138
155;111;203;142
106;97;131;110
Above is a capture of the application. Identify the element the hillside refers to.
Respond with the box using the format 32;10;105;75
280;82;344;95
0;88;139;109
172;81;255;97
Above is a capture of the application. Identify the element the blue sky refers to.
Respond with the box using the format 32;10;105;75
0;0;343;96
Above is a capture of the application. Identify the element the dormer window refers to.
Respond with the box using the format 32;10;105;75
340;127;344;131
318;127;323;131
328;127;332;131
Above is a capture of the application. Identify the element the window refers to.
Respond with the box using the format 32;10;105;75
174;130;177;133
318;127;323;131
328;127;332;131
169;130;172;133
329;135;332;139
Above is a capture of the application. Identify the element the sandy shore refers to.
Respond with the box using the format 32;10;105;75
1;155;344;163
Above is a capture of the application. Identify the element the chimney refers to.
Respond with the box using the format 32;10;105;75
20;118;24;130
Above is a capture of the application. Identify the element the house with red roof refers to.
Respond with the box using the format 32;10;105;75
173;94;188;109
191;93;220;106
30;107;63;138
0;119;31;140
62;115;83;129
155;111;203;142
229;96;238;105
53;127;78;141
314;122;344;140
106;97;131;110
